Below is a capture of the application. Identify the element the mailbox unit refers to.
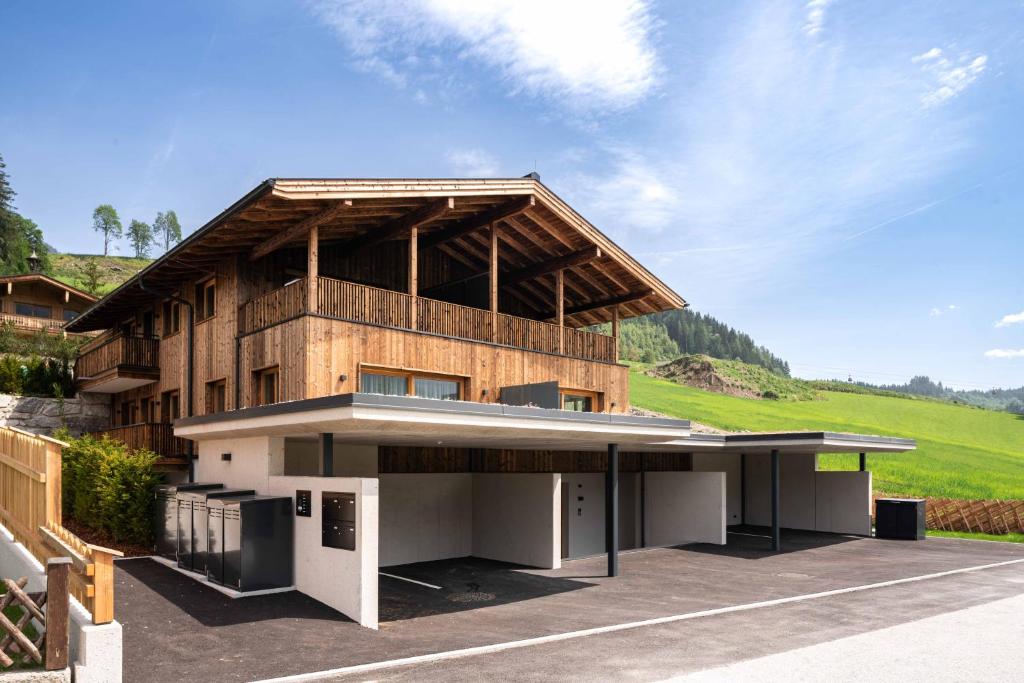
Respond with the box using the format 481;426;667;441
154;482;223;560
207;495;294;591
322;491;356;551
177;488;254;572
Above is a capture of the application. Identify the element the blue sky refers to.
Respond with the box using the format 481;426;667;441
2;0;1022;389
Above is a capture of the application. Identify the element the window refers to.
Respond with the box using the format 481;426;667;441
15;302;51;319
162;300;181;337
140;397;153;423
206;378;227;414
195;279;216;321
120;401;137;426
360;368;463;401
161;390;180;423
561;390;597;412
63;309;79;322
254;367;279;407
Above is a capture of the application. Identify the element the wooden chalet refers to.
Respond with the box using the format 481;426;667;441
0;273;97;337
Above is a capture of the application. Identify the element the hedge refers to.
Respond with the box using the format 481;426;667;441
59;431;162;545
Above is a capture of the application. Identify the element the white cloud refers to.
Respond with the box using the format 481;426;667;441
985;349;1024;359
929;307;942;317
308;0;660;109
913;47;988;108
446;148;501;177
803;0;833;37
995;310;1024;327
930;304;958;317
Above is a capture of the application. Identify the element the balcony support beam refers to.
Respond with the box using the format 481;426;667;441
489;222;499;342
409;225;418;330
556;269;564;354
307;224;319;314
611;305;619;362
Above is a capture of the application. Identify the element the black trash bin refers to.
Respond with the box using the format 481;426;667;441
875;498;926;540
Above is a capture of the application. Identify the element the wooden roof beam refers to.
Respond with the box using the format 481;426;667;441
543;289;654;319
344;197;454;254
421;195;535;249
503;246;602;287
249;200;353;261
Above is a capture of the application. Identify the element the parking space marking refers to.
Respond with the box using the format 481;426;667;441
379;572;443;590
256;556;1024;683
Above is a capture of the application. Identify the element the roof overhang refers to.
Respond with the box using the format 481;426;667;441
174;393;692;451
653;431;916;454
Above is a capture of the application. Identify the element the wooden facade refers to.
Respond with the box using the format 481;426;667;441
68;179;686;464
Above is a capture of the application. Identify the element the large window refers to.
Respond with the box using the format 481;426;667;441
15;302;51;319
360;368;462;401
162;300;181;337
195;279;216;321
561;390;597;412
206;378;227;414
63;309;79;322
254;366;279;407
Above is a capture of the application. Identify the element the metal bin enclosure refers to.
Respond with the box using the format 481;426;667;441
875;498;926;540
176;488;254;572
155;483;223;560
322;491;356;551
209;495;293;591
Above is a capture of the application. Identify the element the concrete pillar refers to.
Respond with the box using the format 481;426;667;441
606;443;619;577
771;449;780;551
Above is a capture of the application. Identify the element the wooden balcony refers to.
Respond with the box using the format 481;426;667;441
75;333;160;393
239;276;618;363
92;423;190;468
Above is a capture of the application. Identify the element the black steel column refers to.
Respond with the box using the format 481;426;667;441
606;443;619;577
859;452;866;472
320;433;334;476
770;449;780;551
740;453;746;525
639;452;646;548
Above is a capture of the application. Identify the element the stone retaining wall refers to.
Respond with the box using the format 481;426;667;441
0;394;110;436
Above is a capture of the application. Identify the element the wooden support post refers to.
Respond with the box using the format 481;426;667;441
307;224;319;314
611;305;620;362
409;225;418;330
555;269;564;354
90;548;116;624
44;558;71;670
489;221;499;342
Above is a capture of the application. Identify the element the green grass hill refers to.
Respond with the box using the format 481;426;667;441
50;253;152;295
631;367;1024;501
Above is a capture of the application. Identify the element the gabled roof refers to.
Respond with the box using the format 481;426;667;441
0;273;97;303
66;177;686;332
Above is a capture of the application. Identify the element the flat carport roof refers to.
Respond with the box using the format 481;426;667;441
174;392;692;450
657;431;916;454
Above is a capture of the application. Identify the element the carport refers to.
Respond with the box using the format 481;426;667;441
657;432;917;552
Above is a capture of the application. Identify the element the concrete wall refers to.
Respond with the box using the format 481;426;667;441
743;454;872;535
644;472;727;546
692;453;743;526
196;436;274;491
266;475;379;629
472;474;560;569
0;393;110;436
815;471;872;535
378;474;472;567
0;523;123;682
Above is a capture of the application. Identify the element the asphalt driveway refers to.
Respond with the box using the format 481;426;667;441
115;530;1024;682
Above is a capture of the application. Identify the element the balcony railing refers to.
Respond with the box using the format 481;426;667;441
93;423;190;463
0;313;66;333
239;276;618;363
75;333;160;379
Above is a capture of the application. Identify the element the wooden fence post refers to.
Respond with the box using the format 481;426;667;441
89;548;117;625
45;558;71;671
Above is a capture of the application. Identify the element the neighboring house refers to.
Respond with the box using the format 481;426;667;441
65;177;914;629
0;272;97;337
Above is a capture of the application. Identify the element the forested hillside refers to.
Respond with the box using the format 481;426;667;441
598;309;791;376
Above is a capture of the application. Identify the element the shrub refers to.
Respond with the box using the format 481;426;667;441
0;355;23;394
60;432;162;545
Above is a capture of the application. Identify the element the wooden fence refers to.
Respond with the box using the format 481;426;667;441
0;426;120;625
924;497;1024;535
0;558;70;671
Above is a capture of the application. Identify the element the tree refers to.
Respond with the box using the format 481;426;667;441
92;205;122;256
79;260;104;295
154;210;182;252
0;154;13;213
126;219;153;258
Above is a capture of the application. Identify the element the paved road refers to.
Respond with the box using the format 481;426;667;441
310;559;1024;682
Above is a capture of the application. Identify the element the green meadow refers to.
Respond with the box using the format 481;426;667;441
630;371;1024;500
